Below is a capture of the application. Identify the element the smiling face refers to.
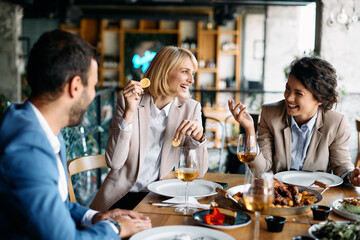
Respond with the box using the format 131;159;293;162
167;58;195;99
284;74;322;126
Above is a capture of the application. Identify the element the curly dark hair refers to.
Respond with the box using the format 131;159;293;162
289;57;339;112
27;29;100;100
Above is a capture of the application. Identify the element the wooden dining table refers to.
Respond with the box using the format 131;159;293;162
133;172;360;239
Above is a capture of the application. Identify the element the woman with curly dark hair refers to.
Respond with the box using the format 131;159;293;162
228;57;360;186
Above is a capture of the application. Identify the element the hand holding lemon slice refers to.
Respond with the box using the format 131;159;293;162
140;78;150;88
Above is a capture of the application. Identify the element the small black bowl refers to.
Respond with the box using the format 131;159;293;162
311;205;331;220
265;216;287;232
292;236;315;240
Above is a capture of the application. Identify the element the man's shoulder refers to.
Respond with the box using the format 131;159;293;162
1;102;39;134
0;102;47;152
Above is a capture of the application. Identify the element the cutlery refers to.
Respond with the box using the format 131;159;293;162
215;187;238;204
292;219;316;225
148;201;179;207
215;187;245;209
308;180;329;194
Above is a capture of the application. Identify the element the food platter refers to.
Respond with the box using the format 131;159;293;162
227;184;323;216
308;221;351;239
332;198;360;221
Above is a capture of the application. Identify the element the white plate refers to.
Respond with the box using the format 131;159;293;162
332;198;360;221
274;171;343;189
227;184;249;196
148;179;222;198
308;221;350;239
192;210;252;229
129;225;235;240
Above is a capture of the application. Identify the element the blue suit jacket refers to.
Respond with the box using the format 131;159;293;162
0;101;119;240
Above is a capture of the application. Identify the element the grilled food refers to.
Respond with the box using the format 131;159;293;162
232;179;319;208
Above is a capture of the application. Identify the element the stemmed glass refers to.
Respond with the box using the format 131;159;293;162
174;147;199;215
243;167;274;240
237;133;259;171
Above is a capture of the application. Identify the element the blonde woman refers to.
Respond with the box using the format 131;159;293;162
91;46;208;211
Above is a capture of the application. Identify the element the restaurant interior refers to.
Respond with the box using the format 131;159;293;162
1;0;360;239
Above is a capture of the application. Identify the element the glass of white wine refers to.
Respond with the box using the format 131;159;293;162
237;133;259;170
174;147;199;215
243;167;274;240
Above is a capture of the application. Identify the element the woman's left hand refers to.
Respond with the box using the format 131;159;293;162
173;119;203;143
349;168;360;186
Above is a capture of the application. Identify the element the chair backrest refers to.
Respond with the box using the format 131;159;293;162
67;154;107;203
204;116;225;172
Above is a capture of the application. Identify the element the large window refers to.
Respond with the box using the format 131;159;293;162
240;4;316;104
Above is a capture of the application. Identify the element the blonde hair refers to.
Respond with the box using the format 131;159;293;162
144;46;198;98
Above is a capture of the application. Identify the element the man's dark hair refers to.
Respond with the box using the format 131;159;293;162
27;29;100;99
289;57;339;112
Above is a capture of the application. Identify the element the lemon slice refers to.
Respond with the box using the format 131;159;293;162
171;139;180;147
140;78;150;88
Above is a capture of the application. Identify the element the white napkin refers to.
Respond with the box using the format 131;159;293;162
162;196;210;209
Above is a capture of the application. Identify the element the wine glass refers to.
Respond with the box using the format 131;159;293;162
243;167;274;240
237;133;259;171
174;147;199;215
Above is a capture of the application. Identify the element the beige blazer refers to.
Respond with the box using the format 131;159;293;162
90;94;208;211
249;100;354;177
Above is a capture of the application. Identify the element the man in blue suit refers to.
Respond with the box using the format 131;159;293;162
0;29;151;239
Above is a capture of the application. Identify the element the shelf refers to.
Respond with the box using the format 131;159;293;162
100;67;121;71
123;29;179;34
97;19;184;87
219;30;239;35
196;15;242;111
219;50;238;55
199;30;218;35
103;28;120;33
198;68;217;72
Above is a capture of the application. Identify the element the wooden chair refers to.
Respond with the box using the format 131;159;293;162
67;154;107;203
355;118;360;168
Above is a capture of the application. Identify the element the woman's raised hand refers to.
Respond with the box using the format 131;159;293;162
123;80;143;123
228;99;255;136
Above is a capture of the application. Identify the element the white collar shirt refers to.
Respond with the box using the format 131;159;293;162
290;112;318;170
130;97;173;192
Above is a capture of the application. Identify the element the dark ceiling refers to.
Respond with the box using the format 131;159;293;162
11;0;315;25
